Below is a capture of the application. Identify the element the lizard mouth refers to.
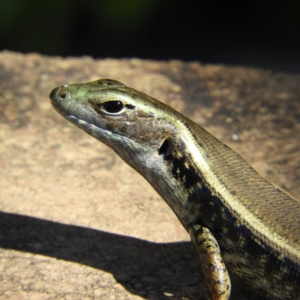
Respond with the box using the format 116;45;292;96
65;114;125;142
50;98;66;117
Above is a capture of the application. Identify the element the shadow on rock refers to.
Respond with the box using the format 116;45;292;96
0;211;264;299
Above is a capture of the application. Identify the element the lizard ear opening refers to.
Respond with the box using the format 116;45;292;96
159;137;173;158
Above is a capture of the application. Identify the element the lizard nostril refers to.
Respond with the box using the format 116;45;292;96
60;92;66;99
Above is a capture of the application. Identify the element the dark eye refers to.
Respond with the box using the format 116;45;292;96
102;101;124;113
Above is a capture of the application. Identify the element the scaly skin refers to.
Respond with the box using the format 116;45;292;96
50;79;300;300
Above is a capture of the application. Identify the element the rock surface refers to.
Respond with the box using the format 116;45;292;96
0;51;300;299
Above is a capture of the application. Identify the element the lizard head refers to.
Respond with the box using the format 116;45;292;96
50;79;179;174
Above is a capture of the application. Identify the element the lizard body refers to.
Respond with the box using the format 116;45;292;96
50;79;300;299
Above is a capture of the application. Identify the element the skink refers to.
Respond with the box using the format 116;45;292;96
50;79;300;300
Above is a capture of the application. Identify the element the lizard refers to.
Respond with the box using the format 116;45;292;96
49;78;300;300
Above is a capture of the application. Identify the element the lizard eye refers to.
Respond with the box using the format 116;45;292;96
102;100;124;114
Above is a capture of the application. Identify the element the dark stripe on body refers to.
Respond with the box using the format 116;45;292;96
162;139;300;299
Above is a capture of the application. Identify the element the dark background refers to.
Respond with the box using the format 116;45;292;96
1;0;300;73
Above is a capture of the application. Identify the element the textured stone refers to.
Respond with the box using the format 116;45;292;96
0;51;299;299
